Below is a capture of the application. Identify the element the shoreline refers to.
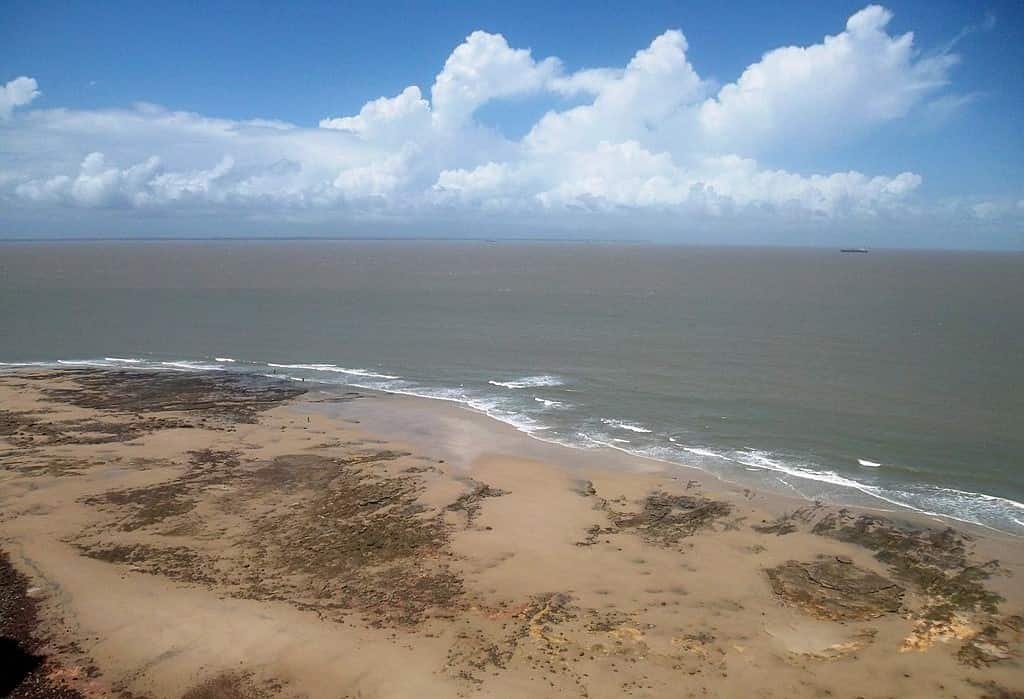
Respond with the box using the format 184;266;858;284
0;368;1022;697
326;386;1024;544
3;358;1021;536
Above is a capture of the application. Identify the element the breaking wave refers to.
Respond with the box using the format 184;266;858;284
3;354;1021;534
266;363;399;379
488;375;564;389
601;418;652;433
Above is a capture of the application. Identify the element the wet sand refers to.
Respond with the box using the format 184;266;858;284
0;368;1021;698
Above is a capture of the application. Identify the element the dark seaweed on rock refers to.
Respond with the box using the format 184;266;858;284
181;671;279;699
446;480;508;527
87;482;197;531
80;543;218;585
575;524;615;547
957;620;1017;667
76;448;465;627
0;408;192;449
610;492;732;546
240;454;461;626
970;680;1024;699
758;507;1020;667
752;506;1004;622
82;449;244;531
752;519;798;535
0;409;59;440
249;450;408;489
445;592;577;685
752;505;823;535
765;556;904;621
186;448;242;470
41;369;305;424
4;369;304;453
810;510;1003;618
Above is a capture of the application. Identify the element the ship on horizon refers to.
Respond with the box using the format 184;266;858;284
840;247;869;253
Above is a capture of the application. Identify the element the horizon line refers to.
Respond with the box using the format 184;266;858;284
2;236;1023;253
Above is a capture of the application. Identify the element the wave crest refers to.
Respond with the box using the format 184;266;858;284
601;418;652;433
266;363;399;380
488;375;564;389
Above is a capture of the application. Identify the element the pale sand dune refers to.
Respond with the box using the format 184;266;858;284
0;369;1021;698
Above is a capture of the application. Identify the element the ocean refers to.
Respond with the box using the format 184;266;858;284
1;240;1022;532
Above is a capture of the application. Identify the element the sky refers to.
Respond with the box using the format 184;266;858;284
1;1;1022;248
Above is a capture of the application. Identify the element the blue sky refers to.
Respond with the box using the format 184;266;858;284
1;1;1022;247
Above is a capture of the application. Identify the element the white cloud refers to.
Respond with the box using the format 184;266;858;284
0;6;1002;240
434;161;515;196
434;144;921;216
547;68;622;97
14;152;238;208
319;86;431;143
430;31;561;129
0;77;40;119
320;31;619;134
333;148;416;199
698;5;956;155
970;198;1024;221
695;156;922;215
525;30;705;154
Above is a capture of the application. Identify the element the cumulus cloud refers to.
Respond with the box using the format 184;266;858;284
435;145;921;217
14;152;237;208
698;5;957;155
319;31;618;135
319;86;431;142
0;77;40;119
430;31;561;128
0;5;994;238
524;30;705;154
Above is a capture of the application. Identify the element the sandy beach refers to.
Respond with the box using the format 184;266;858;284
1;368;1021;698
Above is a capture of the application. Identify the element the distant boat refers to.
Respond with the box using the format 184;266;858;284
840;248;869;253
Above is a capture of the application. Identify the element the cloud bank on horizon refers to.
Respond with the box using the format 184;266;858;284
1;5;1021;243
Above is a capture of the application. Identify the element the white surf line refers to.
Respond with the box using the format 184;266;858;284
488;375;564;389
18;356;1024;536
266;362;400;380
678;446;1018;534
601;418;652;433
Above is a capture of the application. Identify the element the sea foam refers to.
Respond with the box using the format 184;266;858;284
8;354;1022;534
488;375;564;389
266;363;399;379
601;418;652;433
160;360;224;371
